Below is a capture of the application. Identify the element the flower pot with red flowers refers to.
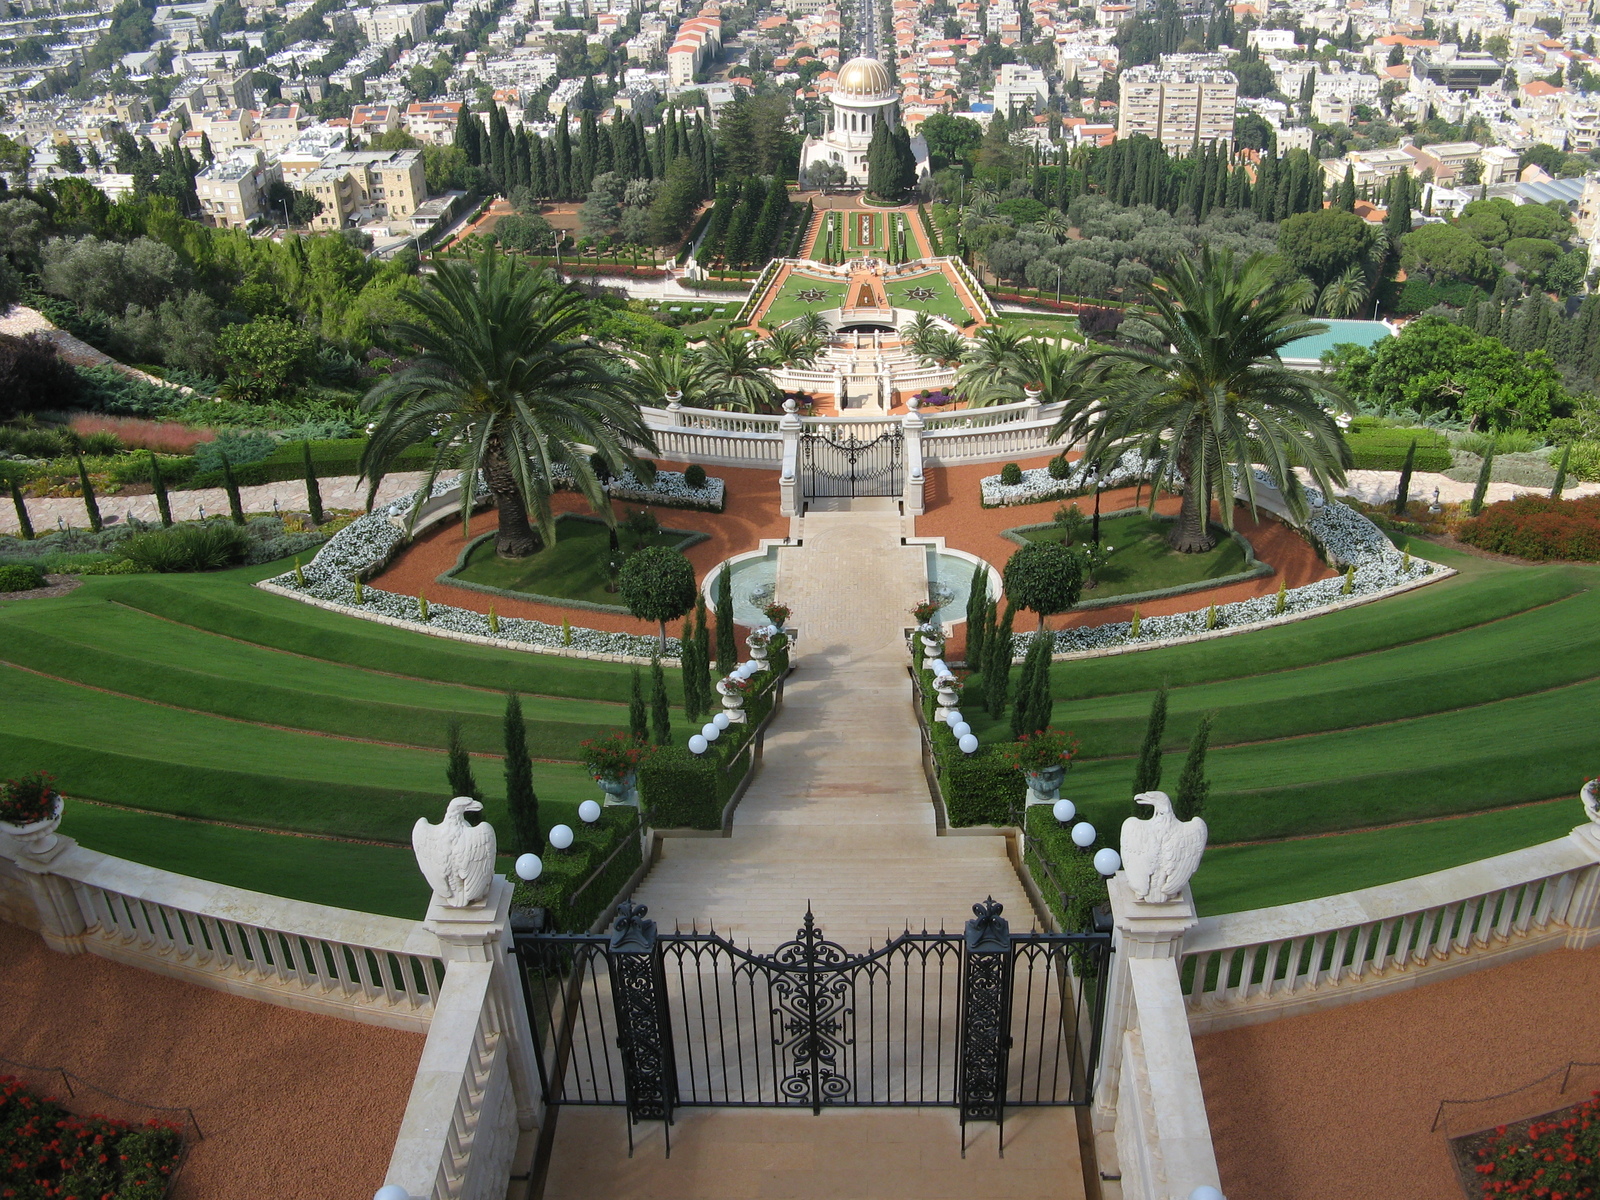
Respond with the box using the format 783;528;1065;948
0;772;65;858
580;733;651;807
1002;731;1080;806
717;674;754;722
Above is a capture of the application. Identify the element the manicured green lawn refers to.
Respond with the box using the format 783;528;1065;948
961;538;1600;914
997;315;1083;340
447;515;697;607
883;272;977;326
843;209;888;254
762;273;848;327
1016;512;1250;603
0;556;692;913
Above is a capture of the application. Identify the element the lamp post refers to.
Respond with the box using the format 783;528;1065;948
1091;462;1103;548
1054;262;1063;308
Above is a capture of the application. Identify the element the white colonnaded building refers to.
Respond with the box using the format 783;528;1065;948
800;55;930;187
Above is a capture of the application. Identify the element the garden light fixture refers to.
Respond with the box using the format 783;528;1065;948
578;800;601;823
548;824;574;850
952;721;971;739
958;733;979;754
1053;798;1076;825
1071;821;1097;848
514;853;543;881
712;713;730;730
689;734;708;754
701;722;720;742
1094;848;1122;877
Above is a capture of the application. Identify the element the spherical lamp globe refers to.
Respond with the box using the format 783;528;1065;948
1052;798;1076;824
958;733;980;754
952;722;971;739
712;712;730;730
1093;848;1122;877
514;853;543;881
578;800;601;824
375;1187;413;1200
688;734;708;754
701;722;720;741
548;824;575;851
1071;822;1097;848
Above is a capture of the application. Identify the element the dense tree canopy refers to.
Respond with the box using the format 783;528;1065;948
1277;208;1377;290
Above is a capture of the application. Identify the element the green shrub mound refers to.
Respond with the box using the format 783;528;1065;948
510;807;643;933
0;563;45;591
1024;804;1109;935
0;1075;184;1200
1457;495;1600;561
1342;419;1452;472
122;520;253;572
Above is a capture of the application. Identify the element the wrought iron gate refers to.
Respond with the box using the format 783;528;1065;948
800;426;903;501
512;898;1111;1153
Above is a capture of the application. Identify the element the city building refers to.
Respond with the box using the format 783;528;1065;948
1117;64;1238;153
350;103;402;141
177;67;255;115
353;3;429;45
404;100;464;142
195;148;278;228
667;13;721;87
1403;140;1483;183
300;147;427;229
1412;46;1506;92
992;62;1048;114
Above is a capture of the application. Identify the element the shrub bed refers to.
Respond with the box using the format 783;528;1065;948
510;807;644;933
0;563;46;591
1024;803;1109;936
1465;1089;1600;1197
1457;495;1600;561
917;666;1026;826
186;439;439;490
0;1075;184;1200
1343;420;1452;472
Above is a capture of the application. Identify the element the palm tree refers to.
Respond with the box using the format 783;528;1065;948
899;312;942;360
1058;247;1348;553
792;311;833;342
761;326;821;369
624;348;712;408
1039;210;1071;241
361;248;655;558
692;326;781;412
1316;265;1369;318
926;328;969;367
954;325;1030;405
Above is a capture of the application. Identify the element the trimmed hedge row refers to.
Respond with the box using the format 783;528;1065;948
187;439;439;490
511;807;643;933
1343;421;1452;473
1023;804;1108;934
1457;495;1600;562
916;665;1026;827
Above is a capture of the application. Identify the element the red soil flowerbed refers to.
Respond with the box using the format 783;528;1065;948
0;1074;184;1200
1457;495;1600;562
1459;1091;1600;1198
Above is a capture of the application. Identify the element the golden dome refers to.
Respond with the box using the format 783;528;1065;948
835;56;895;99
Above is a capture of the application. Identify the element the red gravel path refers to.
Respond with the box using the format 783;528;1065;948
2;921;422;1200
370;463;788;638
917;455;1337;658
1195;943;1600;1200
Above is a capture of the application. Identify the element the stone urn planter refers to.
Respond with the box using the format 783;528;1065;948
747;631;770;664
597;771;639;808
917;623;944;658
0;794;65;859
933;674;961;722
717;677;749;723
1024;765;1067;807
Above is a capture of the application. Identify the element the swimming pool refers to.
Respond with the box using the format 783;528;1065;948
1282;318;1393;363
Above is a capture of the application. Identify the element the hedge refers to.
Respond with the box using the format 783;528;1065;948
1023;803;1108;935
511;806;643;933
1343;421;1452;472
917;666;1026;827
185;439;439;490
1456;495;1600;561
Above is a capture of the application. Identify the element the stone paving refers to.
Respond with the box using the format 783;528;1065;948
539;503;1085;1200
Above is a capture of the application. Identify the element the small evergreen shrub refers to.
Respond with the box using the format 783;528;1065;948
1047;454;1070;480
0;563;46;591
684;463;708;489
122;520;252;572
1000;462;1024;486
192;430;277;474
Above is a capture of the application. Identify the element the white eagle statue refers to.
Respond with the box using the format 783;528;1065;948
413;797;497;907
1583;778;1600;827
1119;790;1208;905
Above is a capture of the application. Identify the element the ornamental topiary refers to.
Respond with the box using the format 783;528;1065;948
1047;454;1070;480
1002;540;1085;630
1000;462;1023;486
684;463;708;489
619;545;698;652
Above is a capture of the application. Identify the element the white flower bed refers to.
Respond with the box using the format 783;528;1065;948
981;450;1159;507
266;477;680;659
603;467;725;512
1025;475;1437;656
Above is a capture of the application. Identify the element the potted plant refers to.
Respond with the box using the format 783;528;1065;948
0;771;65;857
717;674;753;722
1002;730;1080;805
763;602;792;630
912;601;943;655
580;732;651;806
747;627;771;662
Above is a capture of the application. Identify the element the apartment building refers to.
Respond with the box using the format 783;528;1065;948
404;100;464;142
993;62;1048;114
354;3;429;44
256;103;309;151
350;103;402;140
301;147;427;229
1403;139;1482;182
667;13;721;86
1117;64;1237;153
177;67;255;115
195;149;278;229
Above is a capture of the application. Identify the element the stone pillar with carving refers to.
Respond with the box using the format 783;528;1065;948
902;395;926;516
665;389;685;426
0;830;89;955
779;397;803;517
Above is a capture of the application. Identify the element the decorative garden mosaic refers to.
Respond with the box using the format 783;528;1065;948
795;287;829;303
905;285;940;301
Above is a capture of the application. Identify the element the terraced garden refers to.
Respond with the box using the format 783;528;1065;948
0;558;687;917
963;540;1600;915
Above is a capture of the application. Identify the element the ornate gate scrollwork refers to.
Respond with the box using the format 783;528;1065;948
801;427;903;500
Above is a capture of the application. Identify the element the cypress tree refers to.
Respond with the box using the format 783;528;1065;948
1552;443;1571;500
9;478;33;539
555;118;573;200
984;604;1016;716
1174;713;1214;822
715;563;736;674
302;441;324;525
1469;439;1496;516
964;561;989;667
1393;440;1417;515
694;604;714;718
445;719;482;800
1132;682;1168;808
149;450;172;526
629;667;648;740
650;656;671;745
75;454;102;532
221;453;245;524
503;692;543;855
1010;632;1054;739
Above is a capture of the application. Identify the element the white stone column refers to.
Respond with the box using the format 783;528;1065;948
779;397;803;517
665;389;685;426
1564;822;1600;950
902;396;926;516
1023;383;1043;422
425;877;543;1133
1;834;89;954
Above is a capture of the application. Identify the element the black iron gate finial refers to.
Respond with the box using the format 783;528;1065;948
607;898;676;1148
959;898;1014;1153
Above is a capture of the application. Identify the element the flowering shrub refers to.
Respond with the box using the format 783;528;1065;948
266;478;681;659
1470;1091;1600;1198
0;1075;184;1200
763;603;791;626
1002;729;1080;772
912;600;941;624
0;771;59;825
1457;496;1600;562
552;464;726;512
579;732;653;779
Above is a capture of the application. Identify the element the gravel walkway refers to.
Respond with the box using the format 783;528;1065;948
1;920;421;1200
1307;467;1600;507
1195;941;1600;1200
0;471;450;536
